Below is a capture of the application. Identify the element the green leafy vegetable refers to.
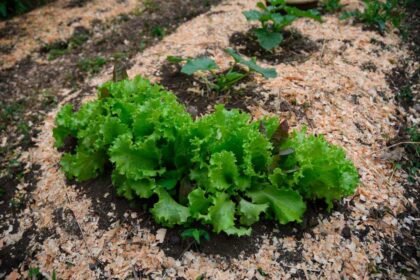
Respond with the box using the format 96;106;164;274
53;76;359;236
181;57;218;75
243;0;322;50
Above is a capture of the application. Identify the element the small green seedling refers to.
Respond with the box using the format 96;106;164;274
243;0;322;50
167;48;277;93
78;57;107;74
181;228;210;244
28;267;57;280
341;0;404;32
322;0;344;13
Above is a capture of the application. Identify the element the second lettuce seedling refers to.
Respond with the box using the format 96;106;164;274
167;48;276;93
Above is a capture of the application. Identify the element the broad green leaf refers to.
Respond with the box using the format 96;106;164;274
181;57;218;75
205;193;236;233
239;199;269;226
166;55;185;63
101;117;130;145
283;7;322;22
225;48;277;78
188;188;211;217
253;28;283;50
243;10;263;21
150;187;190;227
256;1;267;10
247;185;306;224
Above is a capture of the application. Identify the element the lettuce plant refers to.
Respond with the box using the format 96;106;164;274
53;76;359;236
243;0;322;50
167;48;276;93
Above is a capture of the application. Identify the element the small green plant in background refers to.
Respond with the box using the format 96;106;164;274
0;0;52;19
341;0;404;32
143;0;159;12
44;30;90;61
167;48;277;93
151;26;166;38
396;85;413;104
47;49;70;61
78;57;107;74
243;0;322;50
28;267;57;280
322;0;344;13
181;228;210;244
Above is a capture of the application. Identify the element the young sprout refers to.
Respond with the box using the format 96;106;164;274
181;228;210;244
166;48;277;93
243;0;322;50
322;0;344;13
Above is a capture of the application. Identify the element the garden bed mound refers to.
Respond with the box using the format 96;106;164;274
1;0;418;279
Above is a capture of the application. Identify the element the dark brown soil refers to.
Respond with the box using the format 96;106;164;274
0;0;56;20
159;62;265;115
229;30;320;65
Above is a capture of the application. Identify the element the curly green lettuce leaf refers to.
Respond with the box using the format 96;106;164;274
109;134;163;179
150;187;190;227
247;185;306;224
53;104;77;148
279;129;359;208
60;149;106;181
101;117;131;146
239;198;269;226
112;172;134;200
188;188;212;218
202;193;235;233
243;133;273;177
208;151;240;192
201;192;251;236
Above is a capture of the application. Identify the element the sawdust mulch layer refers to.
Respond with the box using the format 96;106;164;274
0;0;419;279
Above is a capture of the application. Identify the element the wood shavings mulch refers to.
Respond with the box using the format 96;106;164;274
1;0;419;279
0;0;140;70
